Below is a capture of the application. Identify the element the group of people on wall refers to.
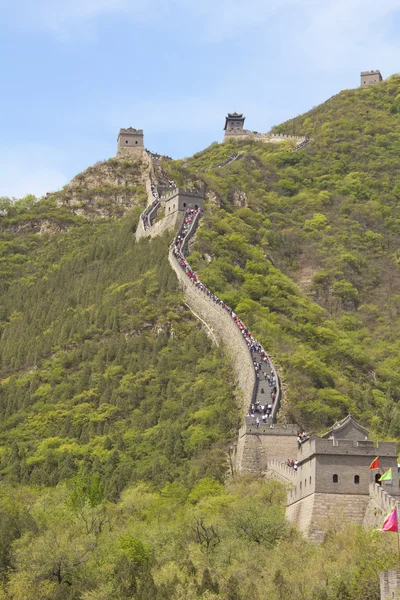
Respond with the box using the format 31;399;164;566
141;183;160;231
172;208;280;424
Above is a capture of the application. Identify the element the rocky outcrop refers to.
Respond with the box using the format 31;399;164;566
49;155;150;219
4;218;72;236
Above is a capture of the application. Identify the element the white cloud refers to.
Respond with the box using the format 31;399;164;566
0;145;67;198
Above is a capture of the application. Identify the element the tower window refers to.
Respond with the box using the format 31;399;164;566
354;475;360;484
125;140;128;144
135;141;138;144
309;476;312;485
333;474;338;483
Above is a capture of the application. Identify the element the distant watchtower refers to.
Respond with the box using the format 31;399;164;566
360;70;383;86
117;127;144;157
224;113;246;136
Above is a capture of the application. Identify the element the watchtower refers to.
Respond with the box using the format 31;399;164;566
360;70;383;86
164;188;204;216
286;415;399;540
224;113;246;135
117;127;144;156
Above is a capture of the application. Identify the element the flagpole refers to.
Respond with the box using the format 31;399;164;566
397;507;400;564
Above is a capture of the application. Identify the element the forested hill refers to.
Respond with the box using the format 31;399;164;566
0;78;399;598
164;74;400;436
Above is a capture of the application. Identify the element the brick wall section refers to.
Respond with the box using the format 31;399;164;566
238;434;268;472
168;249;256;414
266;460;297;487
380;569;400;600
286;493;369;542
236;428;298;473
364;483;400;529
137;212;184;242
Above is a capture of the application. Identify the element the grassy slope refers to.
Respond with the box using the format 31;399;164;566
0;204;239;496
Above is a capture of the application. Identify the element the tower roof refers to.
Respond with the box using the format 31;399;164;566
224;113;246;130
321;414;369;440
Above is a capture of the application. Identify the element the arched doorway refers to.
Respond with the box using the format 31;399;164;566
375;473;382;486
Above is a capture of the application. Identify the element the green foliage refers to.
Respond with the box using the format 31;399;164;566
159;77;400;433
0;478;394;599
1;79;400;598
0;211;239;493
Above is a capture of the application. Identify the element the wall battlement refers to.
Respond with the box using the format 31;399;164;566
161;187;204;202
297;436;396;464
360;69;383;86
267;459;297;483
242;420;298;436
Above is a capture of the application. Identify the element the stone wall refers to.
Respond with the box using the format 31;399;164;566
286;493;369;542
266;459;297;486
145;212;184;241
237;433;269;472
235;425;298;473
364;483;400;529
380;569;400;600
168;249;256;415
223;131;307;145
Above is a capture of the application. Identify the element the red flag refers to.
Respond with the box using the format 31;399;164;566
369;456;379;470
381;507;398;532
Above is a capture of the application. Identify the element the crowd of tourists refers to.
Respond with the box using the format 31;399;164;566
141;183;160;230
297;431;309;447
172;208;280;424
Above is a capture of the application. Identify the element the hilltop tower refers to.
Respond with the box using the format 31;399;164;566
224;113;246;137
360;70;383;86
117;127;144;157
286;415;399;541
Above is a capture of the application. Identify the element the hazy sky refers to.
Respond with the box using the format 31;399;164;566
1;0;400;197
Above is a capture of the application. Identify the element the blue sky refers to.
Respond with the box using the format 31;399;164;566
1;0;400;197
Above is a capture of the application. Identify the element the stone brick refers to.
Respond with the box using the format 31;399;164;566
380;569;400;599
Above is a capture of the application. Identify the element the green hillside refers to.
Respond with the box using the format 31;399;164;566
164;75;400;435
0;79;399;598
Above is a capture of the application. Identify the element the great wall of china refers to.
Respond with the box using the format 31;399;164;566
133;147;400;543
116;77;400;593
115;105;400;546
